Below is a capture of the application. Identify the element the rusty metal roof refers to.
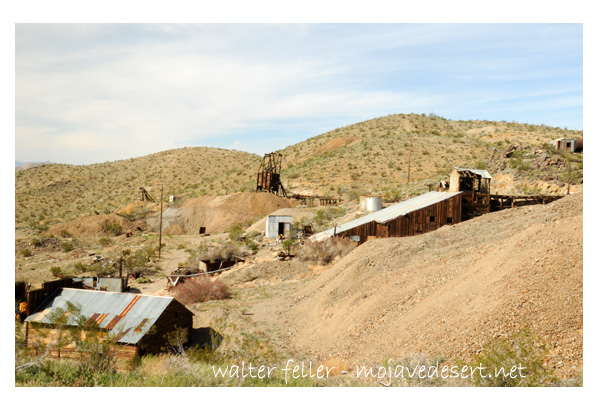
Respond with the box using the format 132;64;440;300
24;288;176;344
312;191;462;240
454;167;492;179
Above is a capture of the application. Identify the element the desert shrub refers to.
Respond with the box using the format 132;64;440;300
281;237;298;255
20;249;33;257
50;266;63;276
59;229;71;238
312;206;347;231
173;277;231;305
73;262;88;273
228;223;244;242
474;160;488;170
61;241;74;253
87;260;115;276
298;237;355;265
31;238;42;247
118;208;151;222
28;218;48;233
98;237;111;247
121;245;157;276
102;220;123;236
347;189;363;202
184;242;249;269
470;328;557;387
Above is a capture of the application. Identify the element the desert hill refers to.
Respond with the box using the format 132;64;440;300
278;113;582;199
15;147;262;227
15;114;582;231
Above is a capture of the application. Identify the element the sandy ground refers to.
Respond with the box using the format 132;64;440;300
181;191;582;379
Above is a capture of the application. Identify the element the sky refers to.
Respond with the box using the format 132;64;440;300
15;23;583;165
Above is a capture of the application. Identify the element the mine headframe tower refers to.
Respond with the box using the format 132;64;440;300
256;152;287;197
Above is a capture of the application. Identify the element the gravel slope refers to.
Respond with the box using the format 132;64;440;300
281;191;583;378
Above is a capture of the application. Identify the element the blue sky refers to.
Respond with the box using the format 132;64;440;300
15;23;583;165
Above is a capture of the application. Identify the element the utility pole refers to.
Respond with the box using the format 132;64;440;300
407;135;413;183
157;182;166;258
567;162;571;195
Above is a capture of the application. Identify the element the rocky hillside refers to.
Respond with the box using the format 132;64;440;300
278;113;582;200
15;114;582;229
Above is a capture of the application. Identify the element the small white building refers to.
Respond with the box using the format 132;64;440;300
265;215;293;239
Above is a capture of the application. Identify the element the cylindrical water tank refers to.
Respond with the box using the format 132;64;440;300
364;196;383;213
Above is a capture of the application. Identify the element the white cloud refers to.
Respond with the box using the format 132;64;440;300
15;24;582;164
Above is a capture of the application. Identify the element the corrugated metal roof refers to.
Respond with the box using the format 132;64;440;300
25;288;176;344
312;191;462;240
454;167;492;179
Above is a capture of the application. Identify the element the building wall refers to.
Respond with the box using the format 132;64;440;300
139;299;193;354
25;323;139;366
25;300;194;363
265;215;293;239
336;194;462;244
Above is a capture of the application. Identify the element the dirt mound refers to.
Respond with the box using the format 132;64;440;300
116;200;160;216
283;191;583;378
146;192;299;235
48;214;146;237
315;136;359;154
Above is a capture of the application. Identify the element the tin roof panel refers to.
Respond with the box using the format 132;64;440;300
24;288;175;344
454;167;492;179
312;191;462;240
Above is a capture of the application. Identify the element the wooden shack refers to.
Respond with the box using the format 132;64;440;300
311;191;462;245
24;288;193;363
551;137;583;153
449;167;492;219
265;215;293;239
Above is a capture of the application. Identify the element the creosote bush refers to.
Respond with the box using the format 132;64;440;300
185;241;250;269
298;237;355;265
173;277;232;305
470;328;557;387
102;220;123;237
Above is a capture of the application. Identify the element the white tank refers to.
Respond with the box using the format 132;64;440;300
363;196;383;213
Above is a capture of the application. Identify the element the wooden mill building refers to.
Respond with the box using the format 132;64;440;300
311;191;462;245
449;167;492;219
24;288;193;363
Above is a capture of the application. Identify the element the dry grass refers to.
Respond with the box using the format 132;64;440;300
173;276;232;305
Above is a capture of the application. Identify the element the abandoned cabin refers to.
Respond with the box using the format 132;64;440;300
265;215;293;239
311;190;462;245
551;137;583;153
24;288;193;362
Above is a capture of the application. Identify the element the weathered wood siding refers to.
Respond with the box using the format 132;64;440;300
337;194;462;244
139;299;193;354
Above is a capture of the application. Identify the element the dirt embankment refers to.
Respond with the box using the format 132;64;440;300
282;191;583;378
147;192;299;235
48;214;147;237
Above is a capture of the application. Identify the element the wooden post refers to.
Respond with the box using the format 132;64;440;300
157;183;165;259
407;135;413;183
567;162;571;195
